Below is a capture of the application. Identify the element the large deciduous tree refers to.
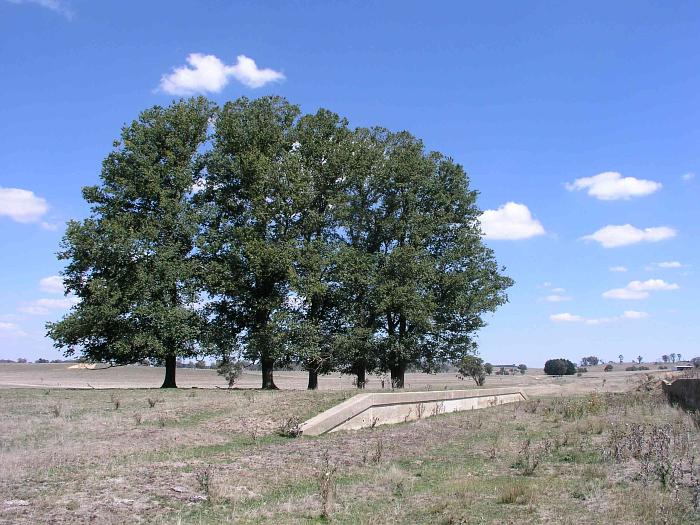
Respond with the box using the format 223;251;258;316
287;109;353;389
46;98;215;388
198;96;302;389
341;129;513;388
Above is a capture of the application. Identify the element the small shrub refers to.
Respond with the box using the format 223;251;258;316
51;403;62;418
371;436;384;464
196;466;221;504
147;397;159;408
217;358;244;388
513;438;541;476
626;365;650;372
133;413;143;425
604;364;613;372
110;394;121;410
278;416;302;437
317;451;338;519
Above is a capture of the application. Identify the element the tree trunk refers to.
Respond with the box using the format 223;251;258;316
307;368;318;390
261;357;278;390
390;363;405;389
356;366;366;389
161;355;177;388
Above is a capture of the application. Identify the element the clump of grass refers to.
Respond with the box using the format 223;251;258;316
50;403;62;418
582;465;607;481
147;397;160;408
498;482;532;504
133;413;143;425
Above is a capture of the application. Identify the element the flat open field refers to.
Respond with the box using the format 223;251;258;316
0;363;674;396
1;366;698;524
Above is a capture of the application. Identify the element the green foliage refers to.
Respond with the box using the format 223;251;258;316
457;355;486;386
48;95;514;390
517;364;527;375
484;362;493;375
216;358;244;388
544;358;576;376
580;356;599;366
47;98;216;386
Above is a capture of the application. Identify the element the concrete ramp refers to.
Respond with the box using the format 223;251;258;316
300;387;528;436
662;378;700;410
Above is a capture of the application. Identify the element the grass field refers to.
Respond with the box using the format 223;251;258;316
1;366;698;524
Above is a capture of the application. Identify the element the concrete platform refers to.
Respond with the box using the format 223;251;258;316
299;387;528;436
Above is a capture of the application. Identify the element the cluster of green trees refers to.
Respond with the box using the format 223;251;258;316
543;358;576;376
47;96;513;389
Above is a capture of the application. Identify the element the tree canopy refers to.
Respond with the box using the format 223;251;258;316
48;96;514;389
47;97;215;387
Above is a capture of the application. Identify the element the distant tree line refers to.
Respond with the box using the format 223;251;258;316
46;97;514;389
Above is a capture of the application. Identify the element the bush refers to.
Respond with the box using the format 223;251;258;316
457;355;486;386
517;364;527;375
604;364;613;372
577;367;588;373
484;362;493;375
217;358;244;388
544;358;576;376
625;365;650;372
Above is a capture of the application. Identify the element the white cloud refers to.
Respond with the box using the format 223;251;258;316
653;261;682;269
621;310;649;319
550;310;648;325
609;266;628;272
550;313;584;322
582;224;676;248
18;297;77;315
544;294;571;302
159;53;285;95
602;288;648;300
603;279;679;300
551;287;566;293
682;173;695;182
5;0;72;19
566;171;661;200
0;187;49;224
479;202;545;240
39;275;63;294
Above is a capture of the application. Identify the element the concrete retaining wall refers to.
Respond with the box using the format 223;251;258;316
662;378;700;410
299;387;528;436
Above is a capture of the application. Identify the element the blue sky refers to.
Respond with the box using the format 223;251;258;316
0;0;698;365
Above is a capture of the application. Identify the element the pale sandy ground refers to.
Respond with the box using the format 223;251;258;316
0;362;677;397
